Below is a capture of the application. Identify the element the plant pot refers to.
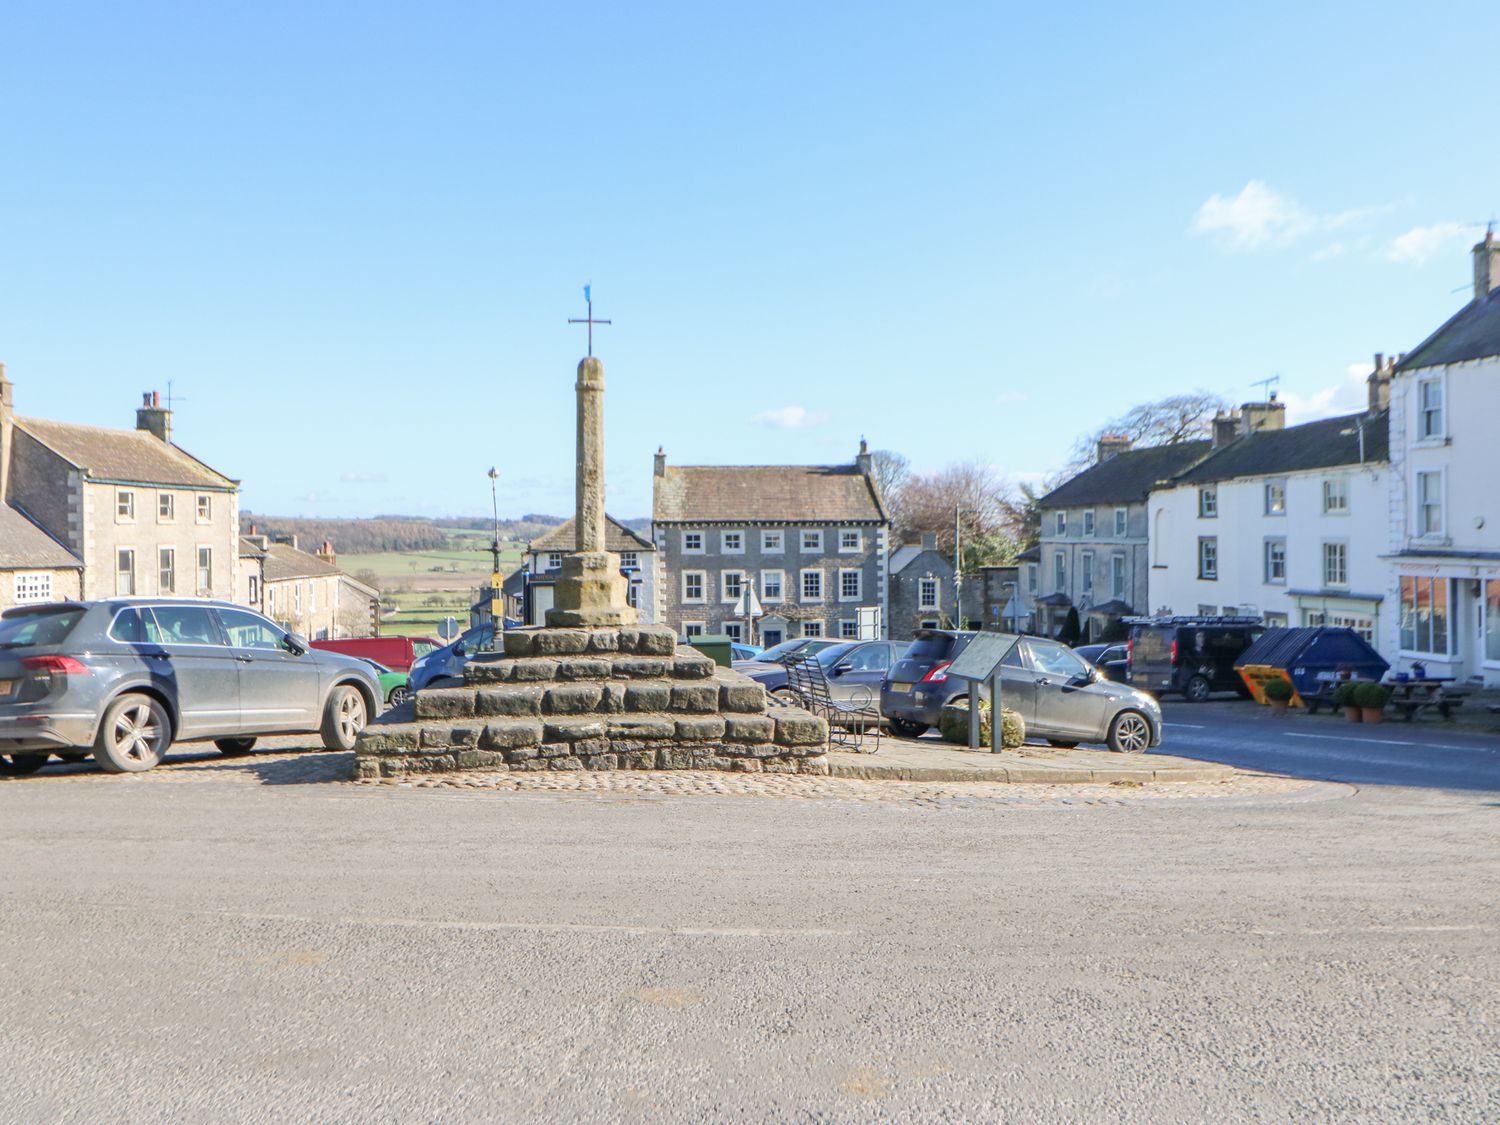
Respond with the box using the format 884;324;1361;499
1270;700;1289;716
1361;707;1384;724
1343;705;1363;723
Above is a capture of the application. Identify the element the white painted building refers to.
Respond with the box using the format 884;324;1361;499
1380;232;1500;685
1148;394;1391;644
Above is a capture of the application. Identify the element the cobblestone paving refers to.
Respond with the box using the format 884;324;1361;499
6;745;1316;806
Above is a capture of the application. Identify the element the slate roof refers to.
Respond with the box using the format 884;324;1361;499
1171;411;1388;485
653;465;887;523
1396;287;1500;372
530;514;654;554
1039;441;1212;508
261;542;343;583
0;505;81;570
16;417;237;489
888;545;923;574
238;536;268;560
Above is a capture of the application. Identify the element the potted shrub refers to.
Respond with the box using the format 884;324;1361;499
937;698;1026;750
1263;677;1294;716
1354;681;1390;725
1334;681;1362;722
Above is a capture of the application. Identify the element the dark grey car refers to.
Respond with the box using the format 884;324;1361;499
0;599;382;775
741;639;911;703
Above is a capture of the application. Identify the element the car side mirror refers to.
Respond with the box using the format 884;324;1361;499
833;662;854;676
283;633;308;656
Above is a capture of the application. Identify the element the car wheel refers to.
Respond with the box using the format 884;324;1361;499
889;719;929;738
0;753;50;776
1107;710;1152;754
388;685;410;708
1046;739;1079;749
94;694;172;773
320;685;368;751
215;737;257;757
1184;675;1211;703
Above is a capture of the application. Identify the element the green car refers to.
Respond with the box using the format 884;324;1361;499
362;659;411;709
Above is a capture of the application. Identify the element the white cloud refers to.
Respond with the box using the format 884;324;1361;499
993;390;1027;405
1386;222;1471;265
1277;362;1372;425
751;405;829;429
340;471;389;484
1191;181;1388;252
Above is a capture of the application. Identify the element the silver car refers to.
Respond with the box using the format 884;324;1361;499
0;599;382;775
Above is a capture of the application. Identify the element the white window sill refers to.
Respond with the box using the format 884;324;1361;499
1411;437;1449;449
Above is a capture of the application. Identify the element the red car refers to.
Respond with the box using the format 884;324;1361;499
310;636;440;673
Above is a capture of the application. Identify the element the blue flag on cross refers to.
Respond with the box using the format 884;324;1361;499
583;284;591;303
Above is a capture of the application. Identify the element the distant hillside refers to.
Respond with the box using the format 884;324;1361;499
239;513;574;554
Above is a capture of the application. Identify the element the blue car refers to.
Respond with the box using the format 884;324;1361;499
409;623;494;692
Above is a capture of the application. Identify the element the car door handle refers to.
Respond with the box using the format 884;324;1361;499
146;652;171;661
235;655;254;663
1035;677;1051;686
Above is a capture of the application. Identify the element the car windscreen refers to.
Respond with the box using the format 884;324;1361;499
814;642;861;669
759;639;807;661
0;606;87;648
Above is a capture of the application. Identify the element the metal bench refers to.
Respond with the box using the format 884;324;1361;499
784;653;882;754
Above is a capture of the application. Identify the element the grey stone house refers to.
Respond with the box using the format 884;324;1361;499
0;372;241;604
886;533;983;639
515;515;656;626
1036;435;1211;640
651;443;891;645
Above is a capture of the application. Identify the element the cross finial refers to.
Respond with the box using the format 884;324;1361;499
567;283;612;357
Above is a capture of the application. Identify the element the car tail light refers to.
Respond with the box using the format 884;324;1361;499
921;661;952;684
21;655;92;676
1169;639;1179;664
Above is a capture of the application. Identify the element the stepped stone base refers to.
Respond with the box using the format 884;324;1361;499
353;624;828;780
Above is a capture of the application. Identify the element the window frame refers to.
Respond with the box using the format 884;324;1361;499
918;577;939;610
838;528;862;553
800;529;824;554
1082;510;1095;538
1113;507;1128;537
158;546;176;594
1264;480;1286;516
1198;487;1218;519
1322;540;1349;588
1399;575;1451;656
1080;549;1094;596
838;567;862;602
1053;510;1066;536
800;620;824;638
682;621;706;639
1322;477;1349;515
681;570;707;604
761;569;785;603
1110;552;1126;600
158;492;175;522
800;568;824;603
761;529;784;553
13;571;54;603
1417;376;1445;441
116;548;136;596
720;530;744;554
195;494;212;523
1197;536;1218;581
1264;537;1286;584
1416;469;1445;537
839;619;860;639
681;530;704;555
720;569;746;604
116;489;135;522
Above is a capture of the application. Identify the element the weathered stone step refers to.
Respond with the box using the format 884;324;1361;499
413;675;766;721
465;650;716;685
492;624;678;659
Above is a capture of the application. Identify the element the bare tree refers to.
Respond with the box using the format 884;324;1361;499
869;449;911;511
1066;390;1230;471
895;460;1019;569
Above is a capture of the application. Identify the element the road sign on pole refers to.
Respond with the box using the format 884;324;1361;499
438;616;460;642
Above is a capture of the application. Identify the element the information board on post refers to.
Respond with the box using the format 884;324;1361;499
943;632;1022;754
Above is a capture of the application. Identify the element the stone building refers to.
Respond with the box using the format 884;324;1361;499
0;505;83;613
886;533;983;638
238;534;380;641
0;373;241;604
651;442;891;646
1036;435;1212;640
517;515;656;626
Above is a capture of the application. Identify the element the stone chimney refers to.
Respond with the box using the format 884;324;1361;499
1474;227;1500;300
856;437;873;477
1239;394;1286;434
1367;353;1393;415
653;446;666;477
316;539;336;565
135;390;172;442
0;363;13;502
1212;410;1241;448
1095;434;1132;464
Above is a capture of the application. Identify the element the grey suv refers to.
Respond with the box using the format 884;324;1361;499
0;599;382;775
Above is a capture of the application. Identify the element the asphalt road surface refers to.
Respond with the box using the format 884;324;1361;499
1154;698;1500;791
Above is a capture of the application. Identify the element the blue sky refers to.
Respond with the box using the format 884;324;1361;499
2;2;1493;521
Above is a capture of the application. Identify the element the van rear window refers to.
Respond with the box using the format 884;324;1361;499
0;606;86;648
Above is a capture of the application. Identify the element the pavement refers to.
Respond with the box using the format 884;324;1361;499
828;739;1234;783
0;716;1497;1121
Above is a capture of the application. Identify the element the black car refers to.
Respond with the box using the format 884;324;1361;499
1125;616;1264;702
1074;642;1129;682
877;629;978;737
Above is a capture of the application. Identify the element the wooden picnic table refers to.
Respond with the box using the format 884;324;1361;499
1386;678;1468;721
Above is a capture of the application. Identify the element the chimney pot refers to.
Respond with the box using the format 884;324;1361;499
1473;231;1500;300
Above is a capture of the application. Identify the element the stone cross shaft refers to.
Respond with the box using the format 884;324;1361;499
575;357;607;555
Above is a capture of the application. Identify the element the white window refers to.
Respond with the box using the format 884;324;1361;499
308;580;317;613
800;530;823;553
761;570;785;602
247;575;260;604
1323;542;1348;587
545;552;563;571
1264;538;1286;584
196;494;212;522
1198;537;1217;580
801;569;823;602
1053;551;1065;591
683;621;706;639
1026;564;1038;594
801;621;823;638
1417;471;1444;536
682;530;704;554
1322;478;1348;514
839;619;860;639
196;547;212;595
1113;508;1127;536
682;571;706;603
1080;550;1094;595
158;547;175;594
721;530;744;554
1082;510;1095;537
619;551;639;571
13;572;53;603
1199;487;1217;518
723;622;743;642
838;568;862;601
721;570;745;603
1110;554;1126;600
761;530;784;553
838;529;861;553
294;583;302;613
1265;481;1286;515
116;490;135;520
1418;378;1444;440
1054;510;1066;536
158;493;175;521
117;548;136;596
918;577;939;610
1400;576;1449;655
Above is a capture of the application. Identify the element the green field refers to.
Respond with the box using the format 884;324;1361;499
342;534;528;638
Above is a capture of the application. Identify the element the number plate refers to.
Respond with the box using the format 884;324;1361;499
889;682;913;693
0;679;13;696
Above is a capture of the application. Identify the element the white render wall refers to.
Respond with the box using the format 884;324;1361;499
1148;462;1389;642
